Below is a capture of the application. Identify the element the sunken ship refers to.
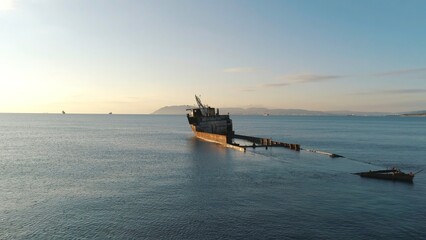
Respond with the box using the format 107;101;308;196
187;95;234;144
187;95;301;152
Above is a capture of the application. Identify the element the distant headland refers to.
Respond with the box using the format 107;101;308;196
400;111;426;117
151;105;423;116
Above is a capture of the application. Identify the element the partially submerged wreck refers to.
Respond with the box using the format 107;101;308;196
186;95;234;145
187;96;419;183
186;95;301;152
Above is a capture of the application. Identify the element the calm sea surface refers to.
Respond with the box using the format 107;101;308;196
1;114;425;239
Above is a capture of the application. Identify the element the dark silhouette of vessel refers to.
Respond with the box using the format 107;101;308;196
354;168;416;182
187;95;234;144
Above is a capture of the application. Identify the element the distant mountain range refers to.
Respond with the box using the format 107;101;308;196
151;105;419;116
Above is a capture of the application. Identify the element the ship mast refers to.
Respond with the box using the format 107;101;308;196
195;95;209;116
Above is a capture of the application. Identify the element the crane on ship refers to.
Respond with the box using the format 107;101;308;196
195;95;210;116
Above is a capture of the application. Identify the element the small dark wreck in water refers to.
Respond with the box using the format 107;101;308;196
353;168;418;183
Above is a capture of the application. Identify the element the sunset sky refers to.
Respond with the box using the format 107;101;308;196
1;0;426;113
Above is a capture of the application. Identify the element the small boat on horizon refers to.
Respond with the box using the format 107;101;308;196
353;168;420;183
62;110;66;114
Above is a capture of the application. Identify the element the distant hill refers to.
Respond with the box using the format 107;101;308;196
400;110;426;117
151;105;393;116
151;105;326;115
152;105;194;115
327;110;394;116
225;108;328;116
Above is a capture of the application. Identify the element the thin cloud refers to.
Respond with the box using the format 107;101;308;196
279;74;342;83
246;67;426;91
356;89;426;95
263;82;290;88
0;0;16;10
240;89;256;92
223;67;257;73
263;74;342;88
382;89;426;94
372;67;426;77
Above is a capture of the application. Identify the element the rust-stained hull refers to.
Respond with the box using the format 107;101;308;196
187;100;234;145
190;125;231;145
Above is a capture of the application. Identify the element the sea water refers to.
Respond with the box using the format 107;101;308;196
1;114;425;239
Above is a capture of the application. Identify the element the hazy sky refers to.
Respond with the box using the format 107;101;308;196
1;0;426;113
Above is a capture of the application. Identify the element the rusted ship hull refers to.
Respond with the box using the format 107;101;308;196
190;125;230;145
